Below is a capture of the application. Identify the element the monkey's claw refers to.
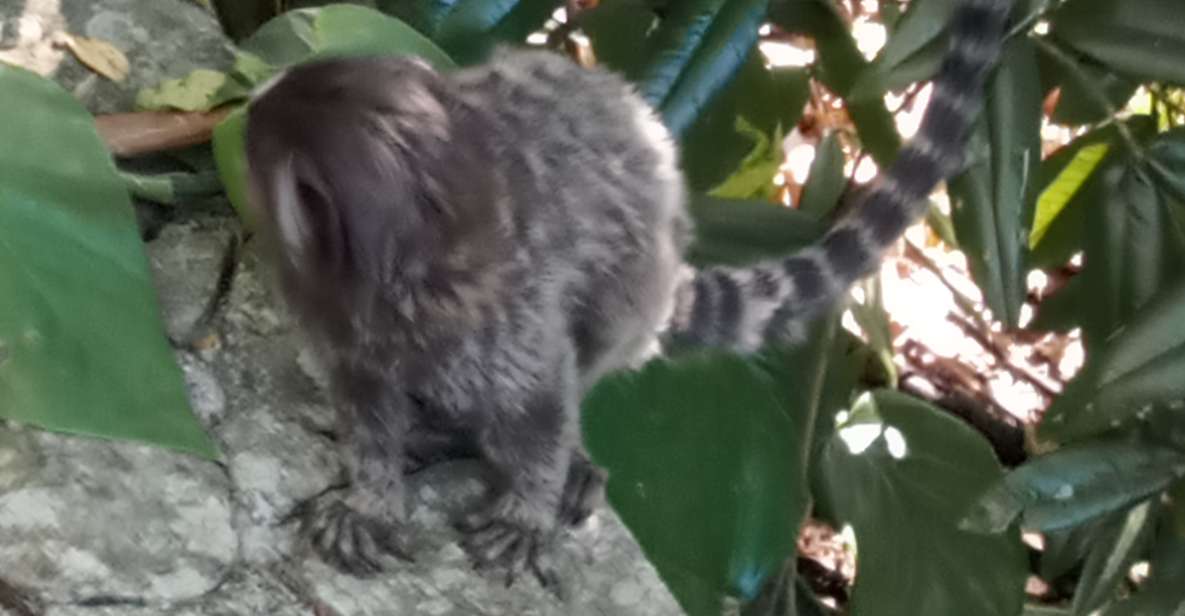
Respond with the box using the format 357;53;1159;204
457;503;565;597
303;500;413;576
558;456;606;528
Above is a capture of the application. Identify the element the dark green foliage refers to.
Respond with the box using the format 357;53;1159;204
5;0;1185;613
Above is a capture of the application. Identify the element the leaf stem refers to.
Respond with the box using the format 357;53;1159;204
1030;35;1145;160
120;170;224;205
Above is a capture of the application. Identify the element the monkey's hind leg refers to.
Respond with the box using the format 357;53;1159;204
302;368;415;576
458;362;579;594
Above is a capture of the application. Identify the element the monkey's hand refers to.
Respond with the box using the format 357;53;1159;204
457;492;564;597
298;491;415;576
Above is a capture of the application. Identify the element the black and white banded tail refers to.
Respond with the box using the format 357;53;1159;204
663;0;1011;352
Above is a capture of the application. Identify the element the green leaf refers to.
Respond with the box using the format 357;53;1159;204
580;0;657;80
1084;164;1185;348
1027;272;1085;333
1149;127;1185;205
1042;279;1185;442
1072;501;1155;615
119;170;224;206
848;278;897;387
1024;606;1073;616
0;65;216;459
685;194;826;267
211;106;252;227
875;0;952;73
708;119;785;201
135;68;232;112
208;0;280;41
1028;118;1157;269
375;0;464;37
680;52;809;190
210;5;458;228
582;1;808;190
962;441;1185;534
949;37;1042;328
583;353;805;613
797;131;846;218
641;0;770;137
1103;491;1185;616
434;0;562;65
1030;143;1109;250
814;390;1027;616
1051;0;1185;86
1048;57;1139;126
1039;514;1110;582
848;0;951;100
238;5;455;80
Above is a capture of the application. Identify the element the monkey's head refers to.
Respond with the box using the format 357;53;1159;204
244;55;505;319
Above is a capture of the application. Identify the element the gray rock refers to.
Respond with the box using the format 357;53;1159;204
178;352;226;425
302;462;683;616
0;426;236;604
0;0;234;114
145;220;234;344
44;567;308;616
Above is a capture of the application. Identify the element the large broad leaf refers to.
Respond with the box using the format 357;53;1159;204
583;191;847;613
963;441;1185;534
0;65;216;458
210;5;457;226
949;37;1041;328
582;336;836;615
1081;164;1185;349
1050;0;1185;86
433;0;562;65
771;0;900;167
813;390;1027;616
1041;280;1185;443
239;4;455;75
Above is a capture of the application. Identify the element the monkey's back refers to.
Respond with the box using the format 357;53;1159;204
450;50;691;386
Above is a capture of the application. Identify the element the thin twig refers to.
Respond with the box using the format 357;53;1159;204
902;239;1060;398
946;313;1060;399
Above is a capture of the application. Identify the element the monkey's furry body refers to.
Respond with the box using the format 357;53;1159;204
245;0;1010;591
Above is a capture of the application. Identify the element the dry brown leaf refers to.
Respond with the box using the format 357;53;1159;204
61;34;129;82
94;108;231;156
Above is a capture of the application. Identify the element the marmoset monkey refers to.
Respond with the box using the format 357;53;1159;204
244;0;1010;592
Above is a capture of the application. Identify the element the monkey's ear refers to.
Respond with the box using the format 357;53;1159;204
270;161;347;272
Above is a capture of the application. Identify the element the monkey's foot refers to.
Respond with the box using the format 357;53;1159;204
301;499;414;576
558;456;606;527
457;495;564;597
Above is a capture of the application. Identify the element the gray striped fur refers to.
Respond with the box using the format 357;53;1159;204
663;0;1011;352
242;0;1009;589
